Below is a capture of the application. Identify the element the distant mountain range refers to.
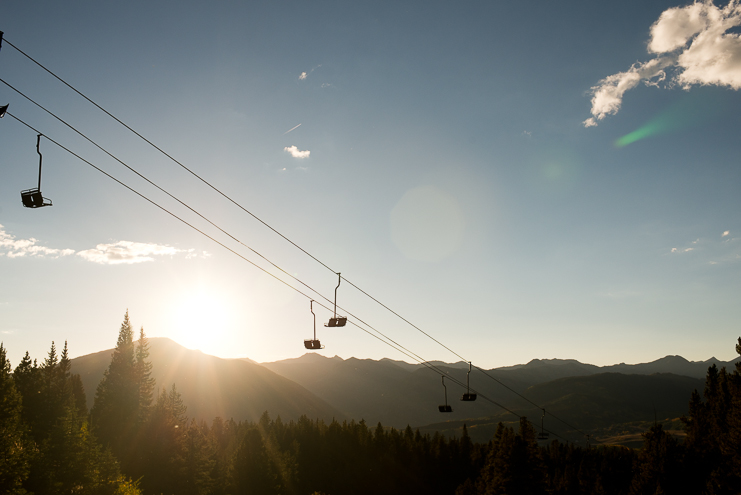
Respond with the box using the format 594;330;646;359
70;338;739;445
70;338;344;424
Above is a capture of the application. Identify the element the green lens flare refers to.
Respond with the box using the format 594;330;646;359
614;91;726;148
615;122;664;147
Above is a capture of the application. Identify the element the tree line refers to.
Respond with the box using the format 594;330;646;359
1;312;741;494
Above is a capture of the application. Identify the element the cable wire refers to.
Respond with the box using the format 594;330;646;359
1;42;596;442
7;111;571;442
2;35;472;365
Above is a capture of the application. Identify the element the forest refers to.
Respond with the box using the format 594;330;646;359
2;312;741;494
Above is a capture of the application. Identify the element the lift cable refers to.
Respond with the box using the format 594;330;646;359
1;36;470;363
0;78;459;376
1;42;596;441
0;77;348;309
1;36;336;274
5;111;458;382
5;111;570;442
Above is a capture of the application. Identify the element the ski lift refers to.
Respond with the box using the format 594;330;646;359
324;272;347;327
438;375;453;413
538;408;550;440
460;362;477;401
304;300;324;350
20;134;52;208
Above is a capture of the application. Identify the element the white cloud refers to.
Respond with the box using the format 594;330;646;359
0;224;206;265
284;145;311;159
585;0;741;126
0;224;75;259
670;232;741;264
76;241;181;265
298;65;322;81
584;58;675;127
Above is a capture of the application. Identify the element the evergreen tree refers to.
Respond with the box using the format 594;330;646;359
232;427;279;495
137;385;188;495
91;311;140;470
0;343;33;494
134;326;155;422
680;339;741;494
13;351;43;442
629;424;682;495
477;420;547;495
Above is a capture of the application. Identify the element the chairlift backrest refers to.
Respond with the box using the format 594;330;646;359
461;393;477;401
304;339;323;350
21;188;52;208
438;405;452;413
325;316;347;327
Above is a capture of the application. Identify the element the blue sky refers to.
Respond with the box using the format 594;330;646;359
1;0;740;370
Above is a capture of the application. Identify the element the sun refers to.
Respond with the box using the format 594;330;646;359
169;288;233;352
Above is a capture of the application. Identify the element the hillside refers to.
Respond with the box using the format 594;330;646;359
69;340;733;443
416;372;703;444
70;338;344;424
262;353;722;443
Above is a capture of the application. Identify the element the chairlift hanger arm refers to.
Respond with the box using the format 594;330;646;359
36;133;43;190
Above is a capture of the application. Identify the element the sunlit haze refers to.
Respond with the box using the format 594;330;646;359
2;0;741;370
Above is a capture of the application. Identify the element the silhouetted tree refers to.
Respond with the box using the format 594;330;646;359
680;338;741;494
0;343;32;494
91;311;141;472
135;326;155;421
629;424;682;495
137;384;188;495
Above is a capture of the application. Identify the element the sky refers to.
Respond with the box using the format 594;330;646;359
1;0;741;371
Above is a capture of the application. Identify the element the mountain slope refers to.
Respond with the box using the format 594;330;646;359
261;353;730;440
70;338;345;423
417;372;703;444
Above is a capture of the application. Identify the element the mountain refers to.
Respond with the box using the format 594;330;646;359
68;339;737;445
415;372;703;444
601;355;738;379
70;338;345;424
261;352;737;444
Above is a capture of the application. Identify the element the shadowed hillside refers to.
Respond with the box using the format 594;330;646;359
416;372;703;444
70;338;344;423
263;354;711;443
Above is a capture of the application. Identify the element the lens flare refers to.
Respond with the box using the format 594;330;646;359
614;91;726;148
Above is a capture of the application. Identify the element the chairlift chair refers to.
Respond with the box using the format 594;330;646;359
304;300;324;350
460;362;477;401
324;272;347;327
20;134;52;208
438;375;453;413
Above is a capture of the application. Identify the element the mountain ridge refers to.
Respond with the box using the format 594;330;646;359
70;337;345;424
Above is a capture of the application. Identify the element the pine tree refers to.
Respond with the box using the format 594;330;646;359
13;351;43;442
91;311;140;470
134;326;155;422
0;343;33;494
136;385;189;494
629;424;682;495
